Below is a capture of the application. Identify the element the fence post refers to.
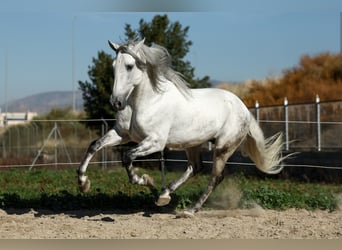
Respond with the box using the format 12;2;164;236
25;125;30;157
8;127;11;157
2;137;6;158
70;122;78;162
101;118;108;169
31;122;38;155
284;97;289;151
255;100;260;123
160;150;166;189
101;123;105;169
316;95;321;151
13;126;20;158
54;122;58;169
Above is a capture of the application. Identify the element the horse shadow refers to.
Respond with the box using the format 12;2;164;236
0;189;187;220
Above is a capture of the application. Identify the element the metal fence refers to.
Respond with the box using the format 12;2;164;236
0;99;341;170
251;97;342;151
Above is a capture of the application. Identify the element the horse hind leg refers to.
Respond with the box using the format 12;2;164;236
177;146;237;218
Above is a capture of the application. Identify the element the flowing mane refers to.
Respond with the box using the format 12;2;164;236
118;40;192;97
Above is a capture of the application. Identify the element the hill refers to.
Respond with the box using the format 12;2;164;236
0;91;84;115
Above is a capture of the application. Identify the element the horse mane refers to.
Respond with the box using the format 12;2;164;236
119;40;192;97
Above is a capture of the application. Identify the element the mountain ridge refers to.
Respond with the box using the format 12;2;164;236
0;91;84;115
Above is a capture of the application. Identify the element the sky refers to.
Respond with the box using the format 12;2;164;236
0;0;341;103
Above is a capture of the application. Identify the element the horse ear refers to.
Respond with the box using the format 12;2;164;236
108;40;120;52
135;38;145;50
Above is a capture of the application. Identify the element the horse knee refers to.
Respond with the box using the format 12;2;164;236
88;139;99;154
193;163;203;175
122;151;132;166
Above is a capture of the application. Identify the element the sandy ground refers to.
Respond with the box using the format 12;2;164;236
0;207;341;239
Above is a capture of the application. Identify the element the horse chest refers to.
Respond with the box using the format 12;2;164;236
129;107;172;141
127;112;153;140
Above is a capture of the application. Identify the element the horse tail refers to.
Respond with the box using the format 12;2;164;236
240;116;286;174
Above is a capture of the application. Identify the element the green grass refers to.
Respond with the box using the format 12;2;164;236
229;174;341;211
0;167;341;212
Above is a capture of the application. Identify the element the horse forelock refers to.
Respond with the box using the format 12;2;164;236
116;43;146;70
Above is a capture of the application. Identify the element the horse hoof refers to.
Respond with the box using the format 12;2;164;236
79;177;91;193
155;194;171;206
142;174;155;189
176;210;195;218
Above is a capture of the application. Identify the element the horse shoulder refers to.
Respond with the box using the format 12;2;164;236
115;106;132;133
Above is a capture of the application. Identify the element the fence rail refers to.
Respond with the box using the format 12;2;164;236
251;97;342;151
0;157;341;170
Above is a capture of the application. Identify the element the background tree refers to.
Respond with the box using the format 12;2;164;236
79;14;211;131
125;14;211;88
79;51;115;130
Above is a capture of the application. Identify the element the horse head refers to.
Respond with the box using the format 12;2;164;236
108;39;146;111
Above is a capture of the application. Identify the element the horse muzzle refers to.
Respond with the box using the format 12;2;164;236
110;95;127;111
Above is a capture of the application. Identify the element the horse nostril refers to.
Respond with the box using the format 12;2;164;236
115;101;122;109
112;96;126;111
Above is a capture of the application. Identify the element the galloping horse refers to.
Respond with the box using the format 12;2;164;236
77;39;286;217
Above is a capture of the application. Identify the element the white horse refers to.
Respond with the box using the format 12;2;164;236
77;39;286;217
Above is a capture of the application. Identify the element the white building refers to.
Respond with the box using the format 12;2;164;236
0;109;38;127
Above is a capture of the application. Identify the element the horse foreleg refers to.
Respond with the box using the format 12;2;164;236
156;164;194;206
156;146;202;206
77;128;127;193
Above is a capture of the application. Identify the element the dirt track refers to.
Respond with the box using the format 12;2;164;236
0;207;341;239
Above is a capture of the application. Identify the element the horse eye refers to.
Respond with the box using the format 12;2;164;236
126;64;134;71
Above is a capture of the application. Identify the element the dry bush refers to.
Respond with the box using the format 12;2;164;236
240;52;342;107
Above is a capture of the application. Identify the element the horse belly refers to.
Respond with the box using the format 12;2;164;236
166;109;221;149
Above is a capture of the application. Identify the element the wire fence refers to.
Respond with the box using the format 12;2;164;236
0;99;341;171
251;97;342;151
